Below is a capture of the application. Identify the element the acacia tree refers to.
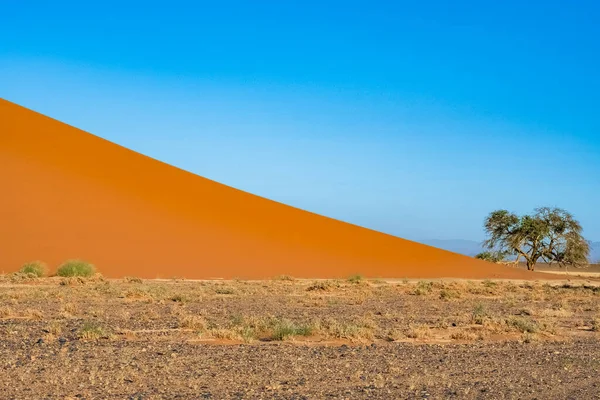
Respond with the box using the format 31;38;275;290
482;207;590;271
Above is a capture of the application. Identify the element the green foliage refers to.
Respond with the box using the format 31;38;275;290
57;260;96;277
270;319;313;341
471;303;488;324
19;261;47;277
475;251;507;263
482;207;589;271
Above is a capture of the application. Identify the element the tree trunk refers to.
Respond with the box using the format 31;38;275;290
526;260;535;271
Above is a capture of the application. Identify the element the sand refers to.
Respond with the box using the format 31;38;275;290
0;99;552;279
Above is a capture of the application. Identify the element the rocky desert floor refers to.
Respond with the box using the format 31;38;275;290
1;274;599;399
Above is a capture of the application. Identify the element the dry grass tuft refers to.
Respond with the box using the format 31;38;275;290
273;275;295;281
307;280;339;291
450;328;478;341
347;274;364;284
78;322;107;340
413;281;433;296
179;314;208;331
405;324;431;339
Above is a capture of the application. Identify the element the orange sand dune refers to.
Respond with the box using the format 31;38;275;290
1;99;547;279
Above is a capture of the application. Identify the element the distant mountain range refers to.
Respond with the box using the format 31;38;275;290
420;239;600;263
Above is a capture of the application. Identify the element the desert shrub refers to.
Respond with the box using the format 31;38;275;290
179;315;207;330
214;287;235;295
347;274;364;284
450;329;478;341
170;294;185;302
413;281;433;295
508;316;539;333
57;260;95;277
471;303;488;325
270;319;313;341
439;288;460;300
482;279;497;288
405;324;431;339
78;322;107;340
19;261;47;277
307;280;339;291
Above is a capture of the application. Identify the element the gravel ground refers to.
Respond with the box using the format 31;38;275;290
2;338;599;399
1;277;599;399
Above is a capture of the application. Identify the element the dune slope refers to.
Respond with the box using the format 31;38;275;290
1;99;542;279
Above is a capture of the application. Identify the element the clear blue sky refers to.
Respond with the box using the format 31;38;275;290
1;1;599;241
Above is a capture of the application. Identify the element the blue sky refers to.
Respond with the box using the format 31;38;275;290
1;1;599;241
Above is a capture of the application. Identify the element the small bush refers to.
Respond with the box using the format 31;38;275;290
170;294;187;303
214;287;235;295
450;329;478;341
347;274;364;284
439;288;460;300
78;322;107;340
125;276;143;284
508;316;538;333
472;303;488;325
307;280;339;291
270;319;313;341
413;281;433;296
19;261;47;277
57;260;95;277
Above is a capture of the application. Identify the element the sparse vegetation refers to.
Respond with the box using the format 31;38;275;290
57;260;96;277
347;274;363;284
19;261;47;277
273;275;295;281
508;316;539;333
214;287;235;295
413;280;433;295
78;322;107;340
270;319;313;341
307;280;339;291
472;303;488;325
0;276;597;397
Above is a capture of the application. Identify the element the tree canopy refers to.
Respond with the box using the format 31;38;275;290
481;207;590;271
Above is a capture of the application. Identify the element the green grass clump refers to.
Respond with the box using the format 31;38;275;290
471;303;488;324
57;260;96;277
270;319;313;341
19;261;47;277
